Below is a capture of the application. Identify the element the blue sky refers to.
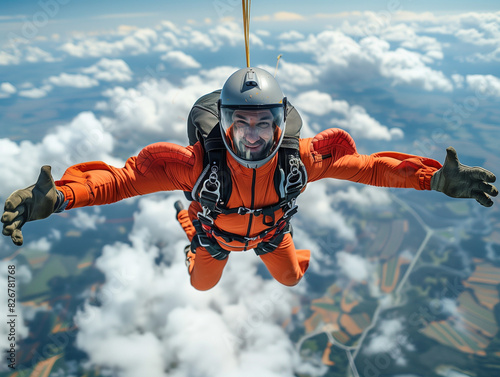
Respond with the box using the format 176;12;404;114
1;0;499;43
2;0;499;17
1;2;500;376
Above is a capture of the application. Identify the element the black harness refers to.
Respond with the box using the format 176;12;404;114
189;124;308;260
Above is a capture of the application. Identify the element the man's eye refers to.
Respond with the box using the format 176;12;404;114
235;121;248;128
257;122;271;128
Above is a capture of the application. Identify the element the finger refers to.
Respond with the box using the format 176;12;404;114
2;217;25;236
445;147;460;169
472;190;494;207
491;184;499;197
11;229;23;246
470;181;499;197
4;188;32;212
1;206;25;224
465;166;496;183
4;192;23;212
37;166;55;193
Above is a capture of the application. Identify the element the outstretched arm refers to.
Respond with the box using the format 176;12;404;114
301;128;442;190
2;142;204;245
55;142;202;209
301;129;497;206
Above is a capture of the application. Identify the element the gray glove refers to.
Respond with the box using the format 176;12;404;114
431;147;498;207
2;166;64;246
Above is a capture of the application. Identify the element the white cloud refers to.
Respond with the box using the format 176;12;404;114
357;36;452;91
18;84;53;98
466;74;500;97
255;12;305;22
70;207;106;231
209;22;242;46
161;50;201;69
291;226;335;277
60;28;158;58
24;46;57;63
73;195;310;377
188;30;216;50
294;90;349;116
332;104;404;140
271;60;320;91
99;66;235;144
331;186;392;208
0;49;21;65
255;29;271;37
336;251;372;282
0;45;55;66
31;59;133;93
297;180;356;241
0;82;16;98
25;236;52;252
363;318;413;366
280;30;453;92
275;12;304;21
82;58;133;82
0;111;121;199
278;31;305;40
294;90;403;140
391;12;500;62
47;73;99;88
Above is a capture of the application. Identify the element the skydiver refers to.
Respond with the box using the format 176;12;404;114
2;67;498;291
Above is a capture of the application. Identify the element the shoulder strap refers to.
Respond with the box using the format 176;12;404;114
192;124;232;212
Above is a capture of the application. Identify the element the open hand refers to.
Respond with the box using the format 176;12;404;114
2;166;58;246
431;147;498;207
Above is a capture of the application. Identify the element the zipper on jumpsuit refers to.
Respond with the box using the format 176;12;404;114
244;169;257;251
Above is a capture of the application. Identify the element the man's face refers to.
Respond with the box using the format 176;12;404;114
232;109;275;161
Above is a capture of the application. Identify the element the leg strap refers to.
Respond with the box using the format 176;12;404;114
254;223;290;256
191;220;230;260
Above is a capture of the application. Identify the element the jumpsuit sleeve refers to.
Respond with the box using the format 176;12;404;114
55;142;204;209
300;128;442;190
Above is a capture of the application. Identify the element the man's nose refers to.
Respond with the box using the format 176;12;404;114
244;127;259;143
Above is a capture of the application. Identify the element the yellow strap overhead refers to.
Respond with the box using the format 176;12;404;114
242;0;251;67
274;54;282;77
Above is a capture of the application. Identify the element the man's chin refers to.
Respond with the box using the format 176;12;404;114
236;141;271;161
237;149;266;161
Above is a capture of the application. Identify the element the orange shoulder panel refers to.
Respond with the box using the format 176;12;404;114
136;141;197;175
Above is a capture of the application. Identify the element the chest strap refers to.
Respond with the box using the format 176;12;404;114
191;127;307;256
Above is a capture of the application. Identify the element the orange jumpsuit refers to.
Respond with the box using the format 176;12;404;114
56;128;441;290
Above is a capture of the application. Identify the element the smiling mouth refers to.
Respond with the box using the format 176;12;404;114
244;143;262;150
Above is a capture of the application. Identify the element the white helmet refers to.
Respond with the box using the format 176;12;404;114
219;67;287;169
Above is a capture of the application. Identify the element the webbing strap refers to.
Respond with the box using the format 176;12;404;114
204;123;226;152
254;223;290;256
191;220;230;260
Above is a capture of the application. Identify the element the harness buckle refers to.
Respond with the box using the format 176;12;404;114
283;198;298;219
285;157;304;194
196;233;212;248
198;165;222;214
198;206;214;225
237;207;263;216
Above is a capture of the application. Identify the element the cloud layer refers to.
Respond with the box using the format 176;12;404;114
1;8;499;377
73;196;309;377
